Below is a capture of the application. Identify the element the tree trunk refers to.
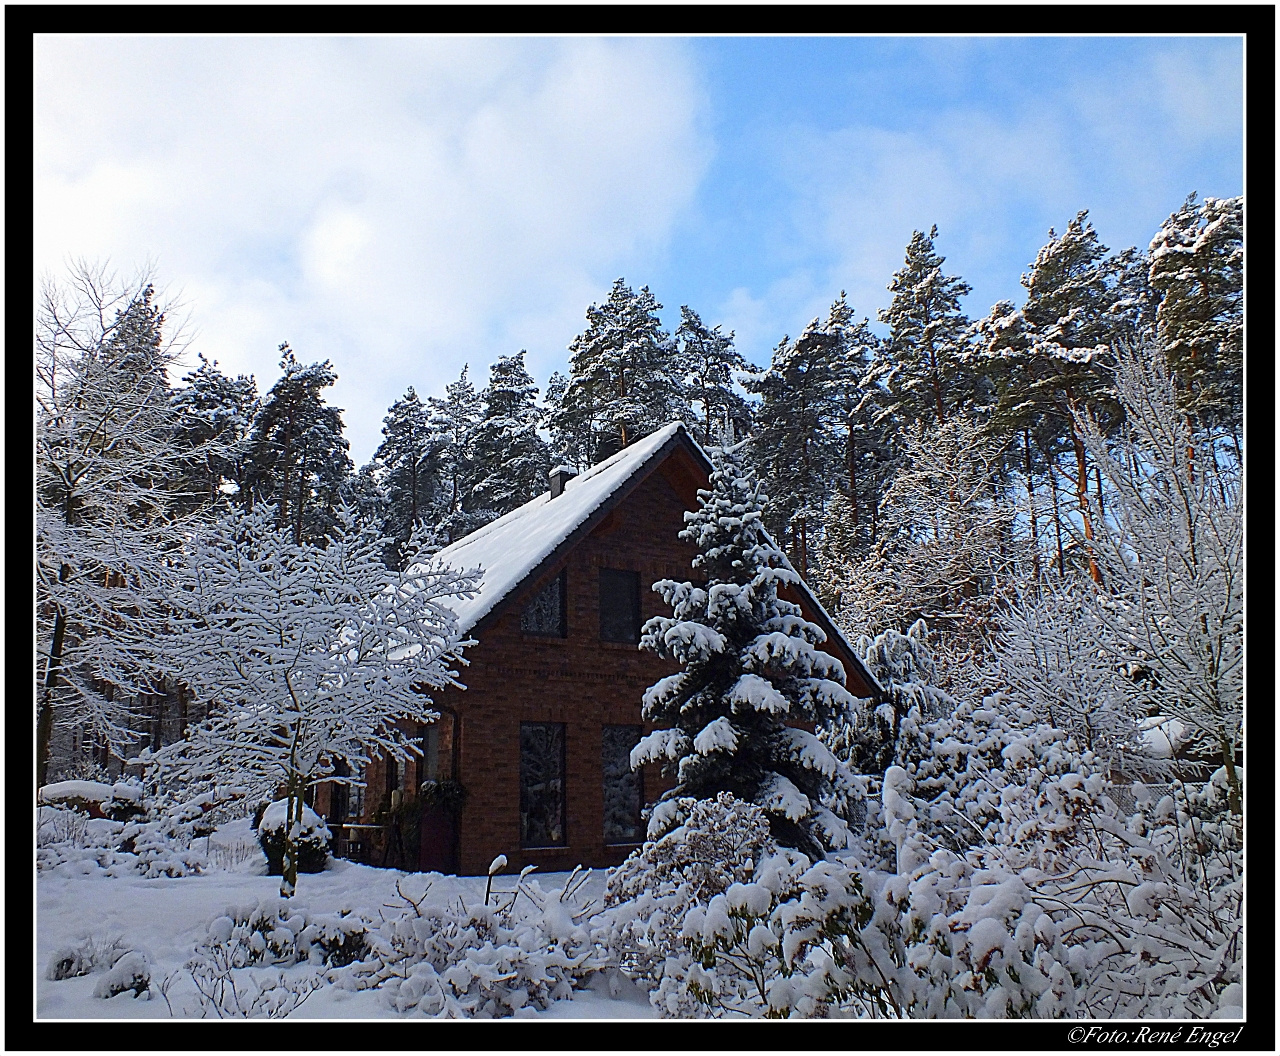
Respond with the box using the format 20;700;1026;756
1024;429;1040;581
37;565;72;793
1068;421;1102;584
281;777;303;898
1049;459;1065;577
1219;736;1242;816
846;423;859;538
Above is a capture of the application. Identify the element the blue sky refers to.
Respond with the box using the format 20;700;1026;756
35;35;1243;465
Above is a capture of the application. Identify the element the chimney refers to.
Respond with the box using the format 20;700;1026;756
548;465;578;499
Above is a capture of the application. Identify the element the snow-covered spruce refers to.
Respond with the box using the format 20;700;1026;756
632;441;862;860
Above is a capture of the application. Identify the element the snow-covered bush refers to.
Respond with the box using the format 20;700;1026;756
113;794;211;878
255;801;330;876
601;792;778;1003
37;791;212;878
640;689;1241;1019
186;936;323;1019
46;933;131;981
195;899;371;970
92;950;152;999
824;620;953;779
341;873;604;1018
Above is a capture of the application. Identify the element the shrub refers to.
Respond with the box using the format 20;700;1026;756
338;872;605;1018
197;899;371;969
255;801;330;875
92;951;152;999
598;792;783;1015
46;933;130;980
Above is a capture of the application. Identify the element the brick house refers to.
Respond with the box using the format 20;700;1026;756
316;422;880;875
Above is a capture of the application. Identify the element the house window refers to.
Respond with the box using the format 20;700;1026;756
417;724;440;784
520;722;567;847
602;724;644;844
599;568;641;643
521;571;567;637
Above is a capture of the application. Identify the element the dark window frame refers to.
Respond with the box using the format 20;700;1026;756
598;567;641;643
520;570;568;638
601;723;645;845
519;721;568;849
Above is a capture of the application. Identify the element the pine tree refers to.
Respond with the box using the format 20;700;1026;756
550;279;682;467
673;307;757;448
746;321;842;576
374;386;442;564
823;292;896;554
1148;193;1243;440
873;225;974;428
971;211;1126;583
633;443;862;861
468;350;551;519
245;344;353;545
169;354;259;513
429;365;486;543
342;462;392;558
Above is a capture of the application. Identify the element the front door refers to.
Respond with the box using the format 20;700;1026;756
418;804;457;873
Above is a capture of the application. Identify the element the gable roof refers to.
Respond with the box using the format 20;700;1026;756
429;421;882;697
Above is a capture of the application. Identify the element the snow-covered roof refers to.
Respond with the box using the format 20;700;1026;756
429;423;689;635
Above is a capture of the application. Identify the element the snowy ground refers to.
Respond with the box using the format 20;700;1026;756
36;818;655;1020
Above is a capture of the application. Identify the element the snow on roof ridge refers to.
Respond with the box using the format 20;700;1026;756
564;421;685;489
427;421;690;633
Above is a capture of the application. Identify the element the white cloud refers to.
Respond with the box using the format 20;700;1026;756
35;35;710;462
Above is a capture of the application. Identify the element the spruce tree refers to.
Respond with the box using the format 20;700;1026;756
673;306;757;448
245;344;353;545
550;278;682;467
469;350;551;518
873;225;974;428
633;442;861;861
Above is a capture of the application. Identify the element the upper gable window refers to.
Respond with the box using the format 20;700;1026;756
599;568;641;643
521;571;567;638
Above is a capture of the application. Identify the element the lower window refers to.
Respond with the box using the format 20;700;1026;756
602;724;644;844
520;722;567;847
